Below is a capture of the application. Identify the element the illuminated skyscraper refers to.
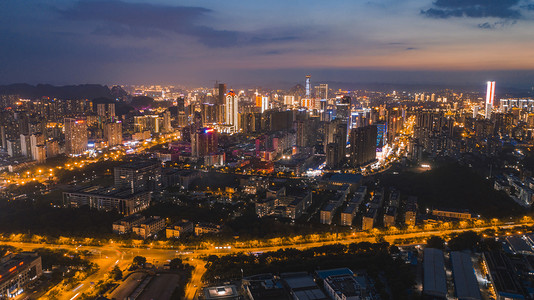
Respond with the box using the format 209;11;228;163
104;121;123;147
485;81;495;119
191;127;218;157
305;75;311;98
261;96;269;113
225;90;238;131
315;83;328;99
64;117;88;155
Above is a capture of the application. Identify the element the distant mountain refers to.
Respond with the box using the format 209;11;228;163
0;83;115;100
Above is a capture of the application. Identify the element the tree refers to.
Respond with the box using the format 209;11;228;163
133;256;146;268
448;231;481;251
169;258;183;270
426;236;445;250
111;265;123;280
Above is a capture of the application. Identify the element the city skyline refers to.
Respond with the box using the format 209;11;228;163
2;0;534;88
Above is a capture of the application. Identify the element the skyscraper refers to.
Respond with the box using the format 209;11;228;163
64;118;88;156
261;96;269;113
350;125;377;167
315;83;328;99
104;121;123;147
225;90;238;131
305;75;311;98
217;83;227;105
485;81;495;119
191;127;218;157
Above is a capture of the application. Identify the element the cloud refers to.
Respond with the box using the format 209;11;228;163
405;47;418;50
57;0;298;48
421;0;522;19
478;20;518;29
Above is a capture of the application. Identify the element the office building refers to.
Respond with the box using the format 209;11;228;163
114;160;162;193
0;252;43;299
64;118;88;155
63;186;151;215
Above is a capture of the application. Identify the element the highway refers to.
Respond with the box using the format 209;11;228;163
3;220;532;300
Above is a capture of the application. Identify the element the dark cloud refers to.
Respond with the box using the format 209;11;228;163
421;0;522;19
478;20;517;29
405;47;418;50
57;0;297;48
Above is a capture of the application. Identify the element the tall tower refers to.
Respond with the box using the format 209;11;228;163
225;91;238;131
485;81;495;119
305;75;311;98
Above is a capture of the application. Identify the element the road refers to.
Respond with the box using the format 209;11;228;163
4;221;531;300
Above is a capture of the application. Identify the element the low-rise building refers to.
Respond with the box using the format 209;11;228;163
483;251;525;300
315;268;375;300
63;186;151;215
423;248;447;299
166;220;194;239
405;196;418;226
0;252;43;299
112;214;146;234
451;251;481;300
202;285;240;300
132;216;165;239
432;209;472;220
195;223;222;236
281;272;328;300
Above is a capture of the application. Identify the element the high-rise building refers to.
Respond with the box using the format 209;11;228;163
350;125;377;167
305;75;311;98
315;83;328;99
7;139;21;157
486;81;495;119
104;121;123;147
191;127;218;157
261;96;269;113
225;90;239;131
217;83;227;105
30;133;45;163
97;103;115;120
64;118;88;156
20;134;30;157
326;143;340;168
283;95;295;106
162;110;172;132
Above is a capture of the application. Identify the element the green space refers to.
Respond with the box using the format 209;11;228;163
381;163;524;218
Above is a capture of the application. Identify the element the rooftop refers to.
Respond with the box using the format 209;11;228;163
423;248;447;298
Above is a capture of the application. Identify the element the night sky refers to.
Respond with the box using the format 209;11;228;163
2;0;534;88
